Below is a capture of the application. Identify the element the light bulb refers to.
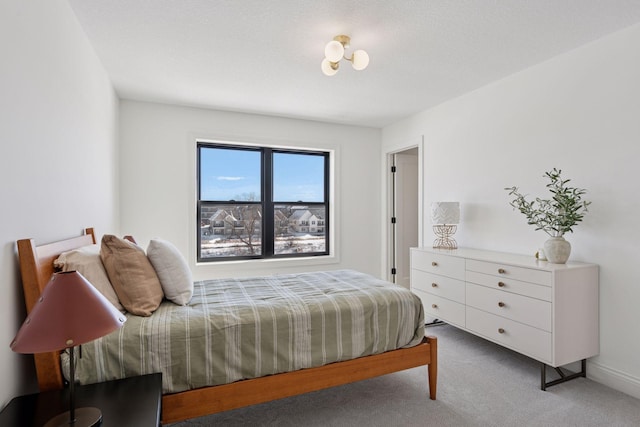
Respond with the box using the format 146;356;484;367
324;40;344;63
351;50;369;71
321;58;338;76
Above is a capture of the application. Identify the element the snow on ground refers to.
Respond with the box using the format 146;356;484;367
201;235;325;257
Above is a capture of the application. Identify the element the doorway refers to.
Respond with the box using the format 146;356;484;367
388;146;421;289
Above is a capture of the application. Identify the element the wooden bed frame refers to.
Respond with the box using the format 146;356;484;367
17;228;437;424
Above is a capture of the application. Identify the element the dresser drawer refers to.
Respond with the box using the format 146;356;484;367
466;307;552;363
412;269;465;303
466;283;552;331
466;271;552;302
413;289;465;327
411;250;465;280
466;259;551;286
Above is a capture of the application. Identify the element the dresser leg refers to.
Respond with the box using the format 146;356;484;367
540;359;587;390
425;319;445;327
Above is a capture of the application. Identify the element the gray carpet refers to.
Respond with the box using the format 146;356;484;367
169;324;640;426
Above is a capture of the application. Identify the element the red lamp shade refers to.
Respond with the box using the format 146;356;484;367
11;271;126;354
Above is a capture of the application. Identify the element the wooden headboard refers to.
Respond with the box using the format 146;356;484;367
16;227;96;392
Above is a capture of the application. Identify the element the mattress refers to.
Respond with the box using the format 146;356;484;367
66;269;425;393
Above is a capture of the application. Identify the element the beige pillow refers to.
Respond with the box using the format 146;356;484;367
100;235;164;316
147;239;193;306
54;244;124;311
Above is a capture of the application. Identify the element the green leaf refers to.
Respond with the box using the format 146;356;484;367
505;168;590;237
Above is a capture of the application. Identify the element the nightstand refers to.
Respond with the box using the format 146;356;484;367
0;373;162;426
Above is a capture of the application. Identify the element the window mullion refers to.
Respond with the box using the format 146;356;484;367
324;151;330;256
263;148;274;256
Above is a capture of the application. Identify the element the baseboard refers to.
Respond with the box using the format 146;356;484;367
588;360;640;399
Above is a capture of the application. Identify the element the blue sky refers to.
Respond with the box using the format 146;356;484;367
200;147;325;202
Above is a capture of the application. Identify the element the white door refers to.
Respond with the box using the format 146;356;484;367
393;151;418;289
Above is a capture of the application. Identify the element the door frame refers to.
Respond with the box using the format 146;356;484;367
382;136;424;282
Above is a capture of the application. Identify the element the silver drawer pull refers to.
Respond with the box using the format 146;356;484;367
498;281;506;287
431;304;438;309
498;268;506;274
432;261;438;267
498;328;505;334
498;301;506;308
431;283;438;288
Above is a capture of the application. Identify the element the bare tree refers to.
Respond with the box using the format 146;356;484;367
233;192;258;202
225;205;261;254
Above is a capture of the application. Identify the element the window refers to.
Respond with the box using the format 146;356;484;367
197;142;330;262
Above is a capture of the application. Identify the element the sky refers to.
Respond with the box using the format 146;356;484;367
200;147;325;202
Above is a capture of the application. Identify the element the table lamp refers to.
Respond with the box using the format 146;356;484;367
11;271;126;427
431;202;460;249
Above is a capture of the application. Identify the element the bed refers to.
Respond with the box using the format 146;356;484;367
17;228;437;424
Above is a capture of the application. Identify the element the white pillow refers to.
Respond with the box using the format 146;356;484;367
147;239;193;305
54;244;124;311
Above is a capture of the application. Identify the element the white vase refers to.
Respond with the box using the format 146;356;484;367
544;237;571;264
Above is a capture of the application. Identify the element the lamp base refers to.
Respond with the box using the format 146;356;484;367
44;407;102;427
432;224;458;249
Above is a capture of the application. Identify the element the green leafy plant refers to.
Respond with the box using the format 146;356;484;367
505;168;591;238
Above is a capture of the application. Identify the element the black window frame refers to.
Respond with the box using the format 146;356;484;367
197;142;330;262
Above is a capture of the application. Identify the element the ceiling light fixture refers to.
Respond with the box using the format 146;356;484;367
321;35;369;76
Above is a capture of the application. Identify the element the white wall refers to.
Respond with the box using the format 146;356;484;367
119;100;381;280
0;0;119;406
382;23;640;397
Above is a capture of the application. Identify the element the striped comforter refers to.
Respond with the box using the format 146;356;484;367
68;269;425;393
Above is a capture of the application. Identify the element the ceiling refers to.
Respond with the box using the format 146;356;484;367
68;1;640;128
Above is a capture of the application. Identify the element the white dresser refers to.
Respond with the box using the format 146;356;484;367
410;247;599;388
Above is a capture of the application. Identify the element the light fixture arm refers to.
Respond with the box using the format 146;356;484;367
333;34;351;49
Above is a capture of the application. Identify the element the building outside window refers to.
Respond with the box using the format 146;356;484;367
197;142;330;262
